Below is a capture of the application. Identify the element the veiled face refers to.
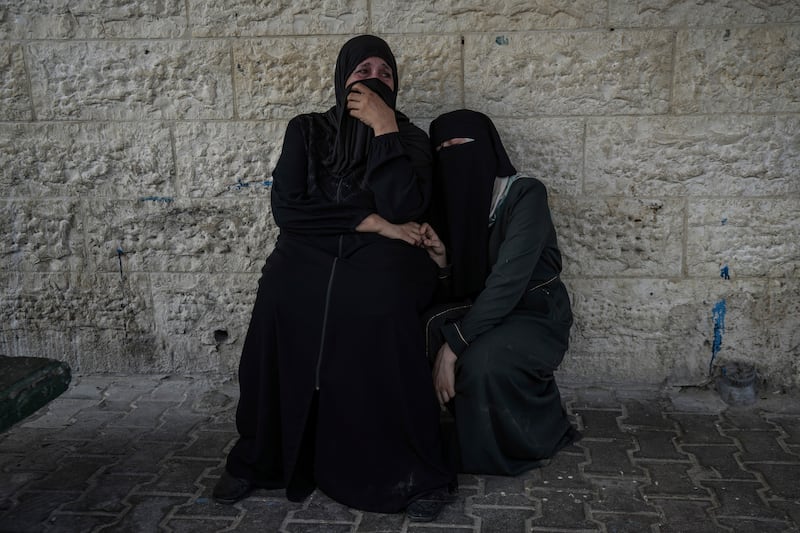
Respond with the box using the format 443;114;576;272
345;56;395;91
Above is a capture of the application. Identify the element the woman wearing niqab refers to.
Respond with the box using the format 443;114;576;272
214;35;453;516
423;109;581;476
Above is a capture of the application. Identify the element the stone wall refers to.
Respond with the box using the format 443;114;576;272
1;1;798;387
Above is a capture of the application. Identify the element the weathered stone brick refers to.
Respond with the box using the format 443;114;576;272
464;30;673;116
687;198;800;278
390;35;464;119
0;1;186;39
552;196;684;278
0;45;31;121
174;121;285;198
0;272;159;373
494;118;584;196
234;35;461;120
0;200;83;272
562;279;770;384
610;0;800;27
373;0;604;33
27;41;233;120
767;280;800;387
586;116;800;197
234;37;338;120
674;26;800;113
150;273;258;374
1;122;174;198
84;198;276;273
190;0;368;37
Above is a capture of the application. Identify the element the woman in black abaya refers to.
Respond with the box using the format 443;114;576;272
214;35;453;519
422;109;581;476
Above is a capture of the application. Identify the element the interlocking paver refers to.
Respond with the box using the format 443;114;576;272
175;429;236;459
97;493;186;532
355;510;407;532
40;513;119;532
136;457;215;494
669;413;733;445
26;457;114;492
621;399;677;430
529;451;593;492
581;438;646;477
639;462;708;497
725;429;798;462
715;517;793;532
630;428;686;460
528;490;597;531
650;498;725;533
0;490;80;531
61;472;149;513
680;444;758;480
769;416;800;445
1;376;798;533
744;463;800;500
701;479;786;520
590;478;657;513
472;506;539;533
162;517;236;533
592;512;662;533
574;409;623;439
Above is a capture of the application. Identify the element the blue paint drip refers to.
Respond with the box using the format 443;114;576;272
720;265;730;280
709;299;726;374
139;196;173;204
117;246;124;279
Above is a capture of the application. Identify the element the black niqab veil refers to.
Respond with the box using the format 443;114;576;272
322;34;399;180
429;109;517;299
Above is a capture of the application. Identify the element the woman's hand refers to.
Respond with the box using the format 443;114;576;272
356;213;422;246
433;343;457;405
420;223;448;268
346;83;399;136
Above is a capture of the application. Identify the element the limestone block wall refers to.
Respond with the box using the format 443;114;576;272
1;1;798;386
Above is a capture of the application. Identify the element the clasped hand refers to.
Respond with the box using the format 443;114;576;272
346;83;399;136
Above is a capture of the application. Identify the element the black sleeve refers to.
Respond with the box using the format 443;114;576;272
364;124;432;224
271;117;372;234
441;180;553;355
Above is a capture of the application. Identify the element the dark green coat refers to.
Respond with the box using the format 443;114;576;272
440;176;579;475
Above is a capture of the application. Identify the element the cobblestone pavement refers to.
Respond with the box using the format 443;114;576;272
1;375;799;533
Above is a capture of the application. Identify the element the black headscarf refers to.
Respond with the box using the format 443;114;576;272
429;109;517;299
323;35;399;180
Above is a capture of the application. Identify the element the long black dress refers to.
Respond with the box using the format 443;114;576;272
428;110;580;476
225;37;452;514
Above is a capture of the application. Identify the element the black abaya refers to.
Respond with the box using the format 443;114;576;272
224;35;452;513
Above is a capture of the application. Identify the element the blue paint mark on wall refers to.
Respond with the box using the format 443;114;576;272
495;35;509;45
721;218;727;225
709;299;726;374
139;196;174;204
720;264;730;280
117;246;124;279
228;178;273;191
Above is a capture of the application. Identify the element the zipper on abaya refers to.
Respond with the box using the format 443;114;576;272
315;234;344;390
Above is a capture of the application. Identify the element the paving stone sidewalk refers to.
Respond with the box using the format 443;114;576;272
1;375;799;533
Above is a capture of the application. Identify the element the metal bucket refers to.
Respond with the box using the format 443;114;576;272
716;362;757;406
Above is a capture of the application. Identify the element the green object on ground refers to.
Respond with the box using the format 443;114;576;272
0;355;71;433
